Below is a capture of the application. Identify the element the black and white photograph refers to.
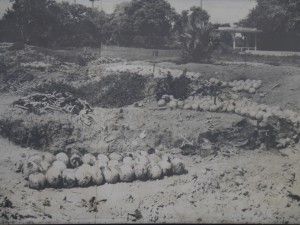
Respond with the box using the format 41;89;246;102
0;0;300;224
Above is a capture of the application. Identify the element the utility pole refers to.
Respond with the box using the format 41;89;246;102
117;0;121;46
200;0;203;9
99;0;103;58
90;0;95;9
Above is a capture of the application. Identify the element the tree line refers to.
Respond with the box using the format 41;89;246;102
0;0;299;56
238;0;300;51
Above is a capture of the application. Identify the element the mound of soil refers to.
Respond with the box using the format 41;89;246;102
77;72;150;108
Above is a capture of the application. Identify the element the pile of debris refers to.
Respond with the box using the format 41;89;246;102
12;92;92;116
17;150;187;190
90;57;125;65
105;64;202;79
20;61;51;71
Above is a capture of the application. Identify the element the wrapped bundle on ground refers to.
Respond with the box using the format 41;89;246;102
140;151;148;157
123;157;135;169
29;173;46;190
62;169;77;188
158;160;173;177
102;166;119;184
22;161;40;180
124;152;138;160
134;163;148;181
82;153;96;166
97;154;109;164
95;159;107;170
135;155;149;166
28;155;43;164
157;99;166;107
39;160;51;173
171;158;186;175
148;154;161;164
161;154;172;162
109;153;123;161
75;164;92;187
55;152;69;166
108;159;120;169
119;165;135;182
147;163;162;180
43;153;56;164
46;167;62;188
23;150;187;189
70;154;83;168
52;161;67;172
90;166;104;186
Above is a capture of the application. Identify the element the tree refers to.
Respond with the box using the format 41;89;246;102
54;2;107;47
1;0;59;45
178;7;218;62
106;0;178;48
238;0;300;51
0;0;108;47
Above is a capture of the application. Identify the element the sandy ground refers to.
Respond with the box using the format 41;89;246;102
1;47;300;223
1;91;300;223
1;135;300;224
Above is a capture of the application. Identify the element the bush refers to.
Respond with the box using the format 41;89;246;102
176;7;218;63
180;24;218;63
77;72;148;108
155;70;192;100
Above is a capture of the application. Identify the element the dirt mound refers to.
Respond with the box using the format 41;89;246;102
77;72;150;108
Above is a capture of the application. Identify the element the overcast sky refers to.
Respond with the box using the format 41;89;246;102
0;0;256;25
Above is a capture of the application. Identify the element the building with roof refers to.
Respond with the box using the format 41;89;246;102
216;27;262;51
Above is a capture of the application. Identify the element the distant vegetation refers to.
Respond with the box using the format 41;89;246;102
238;0;300;51
1;0;298;62
0;0;223;61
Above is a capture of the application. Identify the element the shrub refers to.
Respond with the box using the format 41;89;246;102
155;70;192;100
77;72;148;108
180;24;218;63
